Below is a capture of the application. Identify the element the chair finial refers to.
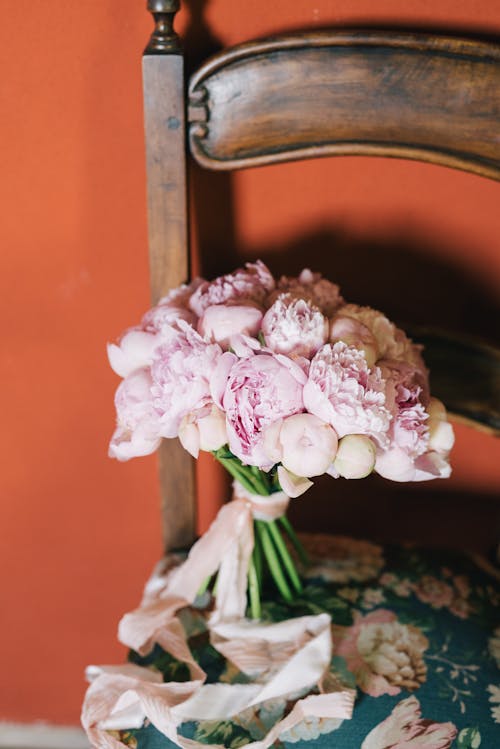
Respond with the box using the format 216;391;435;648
145;1;181;54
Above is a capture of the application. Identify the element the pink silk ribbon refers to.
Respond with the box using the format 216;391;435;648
82;487;355;747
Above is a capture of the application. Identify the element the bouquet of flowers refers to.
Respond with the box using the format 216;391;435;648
108;261;454;619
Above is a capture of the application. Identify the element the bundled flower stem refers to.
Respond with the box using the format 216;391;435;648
211;446;307;617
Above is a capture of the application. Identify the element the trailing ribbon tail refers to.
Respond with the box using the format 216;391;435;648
82;489;355;748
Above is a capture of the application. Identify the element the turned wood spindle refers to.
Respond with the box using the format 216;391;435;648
145;0;181;55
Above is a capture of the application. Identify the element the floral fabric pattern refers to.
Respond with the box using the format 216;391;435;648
332;610;428;696
119;539;499;749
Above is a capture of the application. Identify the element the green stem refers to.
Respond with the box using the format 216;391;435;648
196;574;212;597
249;466;271;495
248;555;261;619
253;525;263;591
256;520;293;602
213;449;272;496
215;456;258;494
267;520;303;595
278;516;310;567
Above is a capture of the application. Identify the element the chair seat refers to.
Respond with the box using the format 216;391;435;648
114;536;499;749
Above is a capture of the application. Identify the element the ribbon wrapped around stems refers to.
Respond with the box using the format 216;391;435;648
82;487;355;748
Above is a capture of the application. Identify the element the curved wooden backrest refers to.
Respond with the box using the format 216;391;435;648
188;31;500;178
142;4;500;551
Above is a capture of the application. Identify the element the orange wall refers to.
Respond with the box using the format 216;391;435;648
1;0;499;726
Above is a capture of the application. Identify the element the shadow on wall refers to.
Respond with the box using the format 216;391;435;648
193;220;500;347
257;227;500;347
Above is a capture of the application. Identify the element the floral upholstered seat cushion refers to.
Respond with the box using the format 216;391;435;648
113;537;499;749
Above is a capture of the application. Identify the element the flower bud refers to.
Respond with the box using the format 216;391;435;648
198;303;263;347
333;434;376;479
179;406;228;458
279;413;338;477
197;405;228;452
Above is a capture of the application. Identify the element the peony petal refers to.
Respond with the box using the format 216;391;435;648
209;351;238;409
197;406;228;452
375;447;416;482
274;353;308;384
109;427;161;461
413;451;452;481
277;465;313;497
178;417;200;458
262;419;284;465
198;304;263;347
107;330;158;378
427;418;455;453
229;333;261;358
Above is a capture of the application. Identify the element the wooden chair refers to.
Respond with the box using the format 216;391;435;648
142;0;500;553
101;8;500;746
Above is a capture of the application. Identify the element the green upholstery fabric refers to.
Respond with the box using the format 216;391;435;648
114;537;499;749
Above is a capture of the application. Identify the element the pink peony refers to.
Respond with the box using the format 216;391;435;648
263;413;338;477
140;301;197;334
332;434;376;479
375;446;419;482
109;369;161;460
413;451;452;481
380;360;430;459
107;329;160;378
375;362;452;482
375;446;451;482
303;342;391;443
275;268;343;316
330;314;378;369
189;261;274;317
262;294;328;359
155;277;204;309
361;696;457;749
340;304;425;371
150;321;222;438
108;281;201;378
198;303;263;348
178;405;228;458
216;353;305;467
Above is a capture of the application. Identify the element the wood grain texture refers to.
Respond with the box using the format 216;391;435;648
143;55;188;303
143;50;196;551
188;31;500;178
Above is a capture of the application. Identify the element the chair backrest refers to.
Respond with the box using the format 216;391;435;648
142;1;500;551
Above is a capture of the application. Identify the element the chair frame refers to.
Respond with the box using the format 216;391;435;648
142;1;500;551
